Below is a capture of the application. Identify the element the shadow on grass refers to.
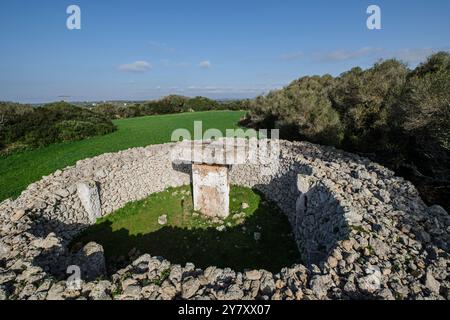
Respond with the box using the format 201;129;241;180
73;191;301;274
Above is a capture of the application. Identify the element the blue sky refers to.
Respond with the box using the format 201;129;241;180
0;0;449;103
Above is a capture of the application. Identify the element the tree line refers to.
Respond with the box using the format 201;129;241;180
91;95;246;119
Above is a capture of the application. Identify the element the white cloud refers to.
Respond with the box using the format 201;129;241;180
118;61;152;72
199;60;212;69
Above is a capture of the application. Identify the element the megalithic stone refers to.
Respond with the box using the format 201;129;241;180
192;164;230;219
172;139;250;219
77;180;102;223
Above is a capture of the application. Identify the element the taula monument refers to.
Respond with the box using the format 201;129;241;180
171;139;253;218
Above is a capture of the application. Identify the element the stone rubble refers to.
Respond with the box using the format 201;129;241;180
0;139;448;300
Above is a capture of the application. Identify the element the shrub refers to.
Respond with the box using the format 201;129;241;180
399;52;450;151
55;120;110;141
330;60;409;153
0;101;116;152
248;75;343;145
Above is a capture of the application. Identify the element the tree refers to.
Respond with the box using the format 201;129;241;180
330;60;409;153
399;52;450;151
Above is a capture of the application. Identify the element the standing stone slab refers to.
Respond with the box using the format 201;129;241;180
192;164;230;219
77;180;102;223
75;242;106;281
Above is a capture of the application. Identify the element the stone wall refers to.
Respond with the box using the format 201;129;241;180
0;139;448;300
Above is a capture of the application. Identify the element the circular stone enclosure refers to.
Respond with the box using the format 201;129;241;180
1;139;448;300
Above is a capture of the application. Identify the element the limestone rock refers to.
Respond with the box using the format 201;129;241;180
75;242;106;281
158;215;168;226
0;271;16;285
182;278;201;299
425;271;440;295
357;266;382;294
11;209;26;222
310;274;333;299
0;243;11;259
297;174;316;194
89;281;112;300
221;284;244;300
31;233;60;250
77;180;102;223
46;282;66;300
245;270;261;281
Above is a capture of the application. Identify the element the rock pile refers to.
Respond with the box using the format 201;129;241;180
0;140;448;300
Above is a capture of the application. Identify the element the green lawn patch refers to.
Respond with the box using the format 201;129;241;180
73;185;301;273
0;111;244;202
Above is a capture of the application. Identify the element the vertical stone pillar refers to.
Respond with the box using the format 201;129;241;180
192;164;230;219
77;180;102;224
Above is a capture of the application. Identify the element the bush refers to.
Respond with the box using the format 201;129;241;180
399;52;450;151
330;60;409;153
0;102;116;152
55;120;111;141
248;75;343;145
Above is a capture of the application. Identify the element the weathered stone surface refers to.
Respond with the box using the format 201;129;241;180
89;281;112;300
182;278;201;299
357;266;382;293
11;209;26;222
310;274;333;299
77;180;102;223
46;282;66;300
158;215;168;226
76;242;106;281
31;233;60;250
192;164;230;219
245;270;261;281
425;271;440;295
297;174;316;194
0;243;11;259
0;271;16;285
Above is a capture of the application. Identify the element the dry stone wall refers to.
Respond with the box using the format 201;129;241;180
0;140;449;300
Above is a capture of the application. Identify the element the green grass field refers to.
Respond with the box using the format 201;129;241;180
73;185;301;273
0;111;244;202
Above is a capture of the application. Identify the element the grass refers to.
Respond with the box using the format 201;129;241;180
73;185;301;273
0;111;244;202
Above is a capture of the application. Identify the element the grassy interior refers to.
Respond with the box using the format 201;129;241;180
73;185;301;273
